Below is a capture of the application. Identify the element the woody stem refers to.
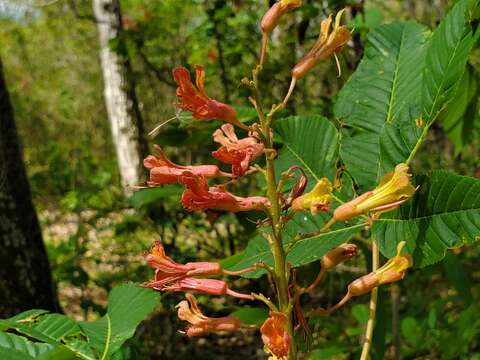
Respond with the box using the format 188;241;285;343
360;240;379;360
251;66;296;359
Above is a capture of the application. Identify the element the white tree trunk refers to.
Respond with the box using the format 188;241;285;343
93;0;146;195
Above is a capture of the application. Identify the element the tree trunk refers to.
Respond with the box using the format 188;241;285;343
93;0;148;195
0;58;59;317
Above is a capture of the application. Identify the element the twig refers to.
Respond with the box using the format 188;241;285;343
360;240;379;360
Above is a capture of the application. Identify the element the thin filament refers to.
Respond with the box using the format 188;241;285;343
148;116;177;137
334;53;342;78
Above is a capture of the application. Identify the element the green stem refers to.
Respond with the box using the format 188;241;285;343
251;66;295;359
406;122;431;165
360;240;379;360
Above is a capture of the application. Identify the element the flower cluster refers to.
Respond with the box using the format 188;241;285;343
137;4;417;359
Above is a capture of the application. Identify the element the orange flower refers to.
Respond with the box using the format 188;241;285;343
143;241;222;288
291;178;332;214
143;242;253;299
180;172;270;212
173;65;247;129
260;0;302;65
144;145;230;186
334;163;416;221
283;9;351;104
177;294;242;336
260;312;291;359
212;124;264;177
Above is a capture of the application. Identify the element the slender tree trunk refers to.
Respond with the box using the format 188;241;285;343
93;0;148;195
0;58;59;317
205;0;230;103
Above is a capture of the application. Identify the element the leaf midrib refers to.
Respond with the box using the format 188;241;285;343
423;16;467;121
385;23;408;124
100;314;111;360
283;142;344;204
238;224;364;265
377;206;480;223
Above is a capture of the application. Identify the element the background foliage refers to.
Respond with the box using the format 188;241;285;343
1;0;479;359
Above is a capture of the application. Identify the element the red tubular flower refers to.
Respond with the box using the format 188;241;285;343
143;242;253;299
260;312;292;358
143;241;223;289
180;172;270;212
160;278;252;299
177;294;242;337
212;124;264;177
173;65;248;129
144;144;230;186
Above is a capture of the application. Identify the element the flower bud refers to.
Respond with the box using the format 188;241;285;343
260;0;302;34
260;0;302;65
291;178;332;214
321;243;358;271
334;163;416;221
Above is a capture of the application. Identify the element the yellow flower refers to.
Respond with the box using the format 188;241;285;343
291;178;332;214
334;163;416;221
348;242;412;297
283;9;351;103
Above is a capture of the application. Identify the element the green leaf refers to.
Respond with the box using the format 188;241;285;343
227;115;353;278
226;212;363;277
274;115;338;186
0;312;93;360
0;347;36;360
80;283;159;360
422;0;474;123
336;21;428;190
439;67;478;153
0;332;77;360
230;307;268;325
0;333;53;358
374;171;480;267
